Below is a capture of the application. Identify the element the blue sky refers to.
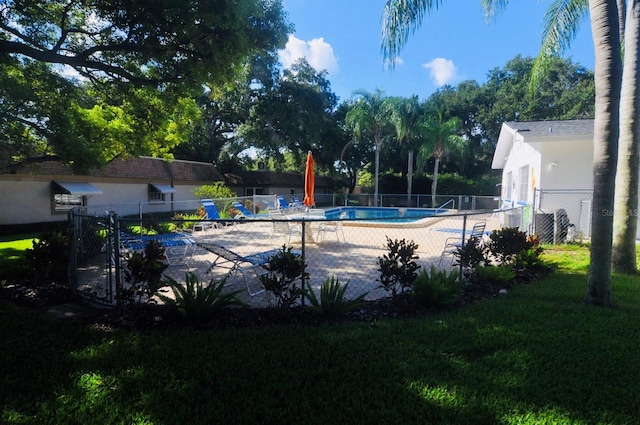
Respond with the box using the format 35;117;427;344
279;0;596;103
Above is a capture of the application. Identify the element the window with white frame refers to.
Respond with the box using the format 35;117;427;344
53;193;85;212
504;171;512;201
518;165;529;203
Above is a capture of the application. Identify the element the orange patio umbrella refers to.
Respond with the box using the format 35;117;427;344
303;151;315;207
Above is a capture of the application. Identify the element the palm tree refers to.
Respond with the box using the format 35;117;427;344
531;0;637;276
418;113;465;208
381;0;623;306
612;1;640;274
387;95;423;205
345;89;391;207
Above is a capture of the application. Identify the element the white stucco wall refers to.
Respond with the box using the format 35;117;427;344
500;133;541;207
0;177;203;226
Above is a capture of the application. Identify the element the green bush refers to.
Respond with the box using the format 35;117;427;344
411;264;462;306
160;272;246;324
377;237;421;298
470;264;516;287
305;276;367;319
24;229;69;285
486;227;536;264
193;182;236;200
120;240;168;305
259;246;306;309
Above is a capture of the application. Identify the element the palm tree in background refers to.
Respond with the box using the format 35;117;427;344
381;0;623;306
345;89;391;207
387;95;423;205
418;113;465;208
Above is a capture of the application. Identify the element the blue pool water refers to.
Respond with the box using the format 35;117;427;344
324;206;445;222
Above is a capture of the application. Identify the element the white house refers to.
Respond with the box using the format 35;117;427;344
492;119;598;240
0;156;225;232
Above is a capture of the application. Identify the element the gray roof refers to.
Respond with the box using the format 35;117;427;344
504;119;593;139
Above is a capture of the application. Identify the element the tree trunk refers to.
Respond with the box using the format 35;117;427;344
431;157;440;208
585;0;623;306
407;149;414;205
612;0;640;274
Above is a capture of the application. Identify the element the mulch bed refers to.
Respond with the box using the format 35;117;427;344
1;278;512;332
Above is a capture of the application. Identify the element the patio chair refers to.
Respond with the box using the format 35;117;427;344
269;209;302;244
231;201;258;219
438;221;487;267
316;211;346;243
276;196;290;211
196;242;284;296
120;232;195;266
193;199;226;233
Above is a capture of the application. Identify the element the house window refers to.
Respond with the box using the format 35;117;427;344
504;172;512;200
53;193;85;211
245;187;265;196
518;165;529;203
51;181;102;213
148;183;175;203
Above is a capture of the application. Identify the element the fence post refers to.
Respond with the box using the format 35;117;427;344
112;212;122;306
459;213;468;279
67;209;78;295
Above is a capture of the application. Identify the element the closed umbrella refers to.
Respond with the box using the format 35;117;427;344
303;151;315;207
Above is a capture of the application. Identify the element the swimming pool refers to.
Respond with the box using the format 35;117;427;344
324;206;450;227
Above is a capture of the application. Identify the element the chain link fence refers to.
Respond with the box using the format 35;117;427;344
531;189;593;243
70;204;520;307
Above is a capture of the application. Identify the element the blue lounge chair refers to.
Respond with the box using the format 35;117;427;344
194;199;231;232
232;201;256;219
276;196;290;211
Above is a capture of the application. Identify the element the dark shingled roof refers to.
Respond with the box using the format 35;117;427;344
1;156;224;182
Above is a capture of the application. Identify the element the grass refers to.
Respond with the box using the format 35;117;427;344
0;233;38;279
2;245;640;424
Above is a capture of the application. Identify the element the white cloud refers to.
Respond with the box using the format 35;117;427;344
279;35;339;74
383;56;404;70
423;58;458;86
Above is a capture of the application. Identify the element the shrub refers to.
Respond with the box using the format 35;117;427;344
259;246;306;309
304;276;367;319
486;227;536;264
377;237;421;298
512;248;555;282
24;229;69;285
411;265;462;307
160;272;246;324
470;265;516;287
193;182;236;200
453;236;489;279
120;240;168;305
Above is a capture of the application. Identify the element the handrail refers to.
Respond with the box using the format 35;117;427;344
435;199;455;215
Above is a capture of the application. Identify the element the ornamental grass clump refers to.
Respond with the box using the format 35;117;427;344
160;272;246;325
411;264;461;307
304;276;367;319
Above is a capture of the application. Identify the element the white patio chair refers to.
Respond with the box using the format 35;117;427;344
317;211;346;243
438;221;487;267
269;210;301;244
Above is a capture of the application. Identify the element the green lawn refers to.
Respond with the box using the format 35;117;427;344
2;245;640;424
0;233;38;279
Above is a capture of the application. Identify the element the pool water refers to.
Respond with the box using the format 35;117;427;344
324;206;445;222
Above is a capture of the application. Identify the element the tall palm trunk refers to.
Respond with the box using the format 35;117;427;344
612;0;640;274
585;0;623;306
431;156;440;208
